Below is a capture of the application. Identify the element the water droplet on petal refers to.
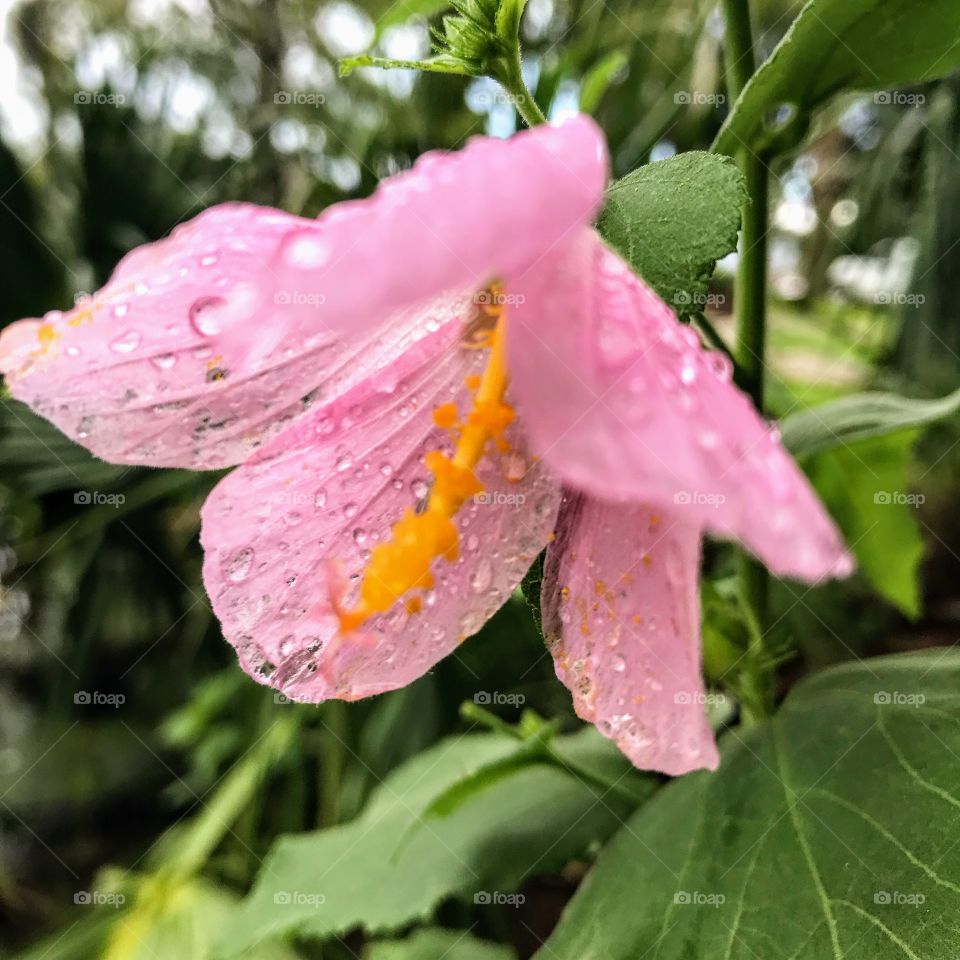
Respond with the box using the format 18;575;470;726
470;559;493;593
226;547;255;582
152;353;177;369
189;296;227;337
286;233;331;269
110;330;142;354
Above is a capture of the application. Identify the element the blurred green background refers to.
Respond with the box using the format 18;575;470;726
1;0;959;957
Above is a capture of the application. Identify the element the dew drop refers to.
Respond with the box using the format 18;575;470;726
286;234;331;269
314;487;327;508
110;330;142;354
189;296;227;337
470;559;493;594
226;547;255;582
152;353;177;370
410;478;428;499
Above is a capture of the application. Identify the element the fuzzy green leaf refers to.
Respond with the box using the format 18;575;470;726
598;152;746;317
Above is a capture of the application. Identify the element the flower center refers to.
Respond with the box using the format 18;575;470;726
337;285;515;632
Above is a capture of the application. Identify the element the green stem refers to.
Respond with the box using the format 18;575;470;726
721;0;773;716
720;0;756;100
319;699;347;827
501;55;547;127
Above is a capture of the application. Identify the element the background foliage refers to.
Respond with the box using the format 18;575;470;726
2;0;960;957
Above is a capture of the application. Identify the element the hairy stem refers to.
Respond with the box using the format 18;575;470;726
502;56;547;126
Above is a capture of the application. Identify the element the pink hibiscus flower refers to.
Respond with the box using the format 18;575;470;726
0;116;851;775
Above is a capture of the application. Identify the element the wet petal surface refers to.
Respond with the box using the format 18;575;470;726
508;229;852;583
262;115;608;342
200;308;561;701
541;493;718;776
0;205;457;469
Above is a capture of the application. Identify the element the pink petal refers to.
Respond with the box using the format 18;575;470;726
2;119;605;469
542;494;718;776
507;229;853;583
200;305;561;701
256;115;608;344
0;204;446;469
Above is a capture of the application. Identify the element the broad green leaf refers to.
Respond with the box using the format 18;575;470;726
806;433;924;617
781;387;960;458
537;649;960;960
365;929;516;960
217;731;638;956
598;152;746;318
715;0;960;156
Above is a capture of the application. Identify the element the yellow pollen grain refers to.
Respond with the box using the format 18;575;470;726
37;323;58;346
337;285;514;632
432;402;460;430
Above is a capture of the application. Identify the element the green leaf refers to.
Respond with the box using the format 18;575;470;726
365;929;516;960
518;552;544;634
339;53;472;78
217;731;638;956
805;433;924;617
781;386;960;459
597;152;746;318
536;649;960;960
715;0;960;156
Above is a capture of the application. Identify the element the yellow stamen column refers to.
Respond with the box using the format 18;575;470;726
337;295;515;632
